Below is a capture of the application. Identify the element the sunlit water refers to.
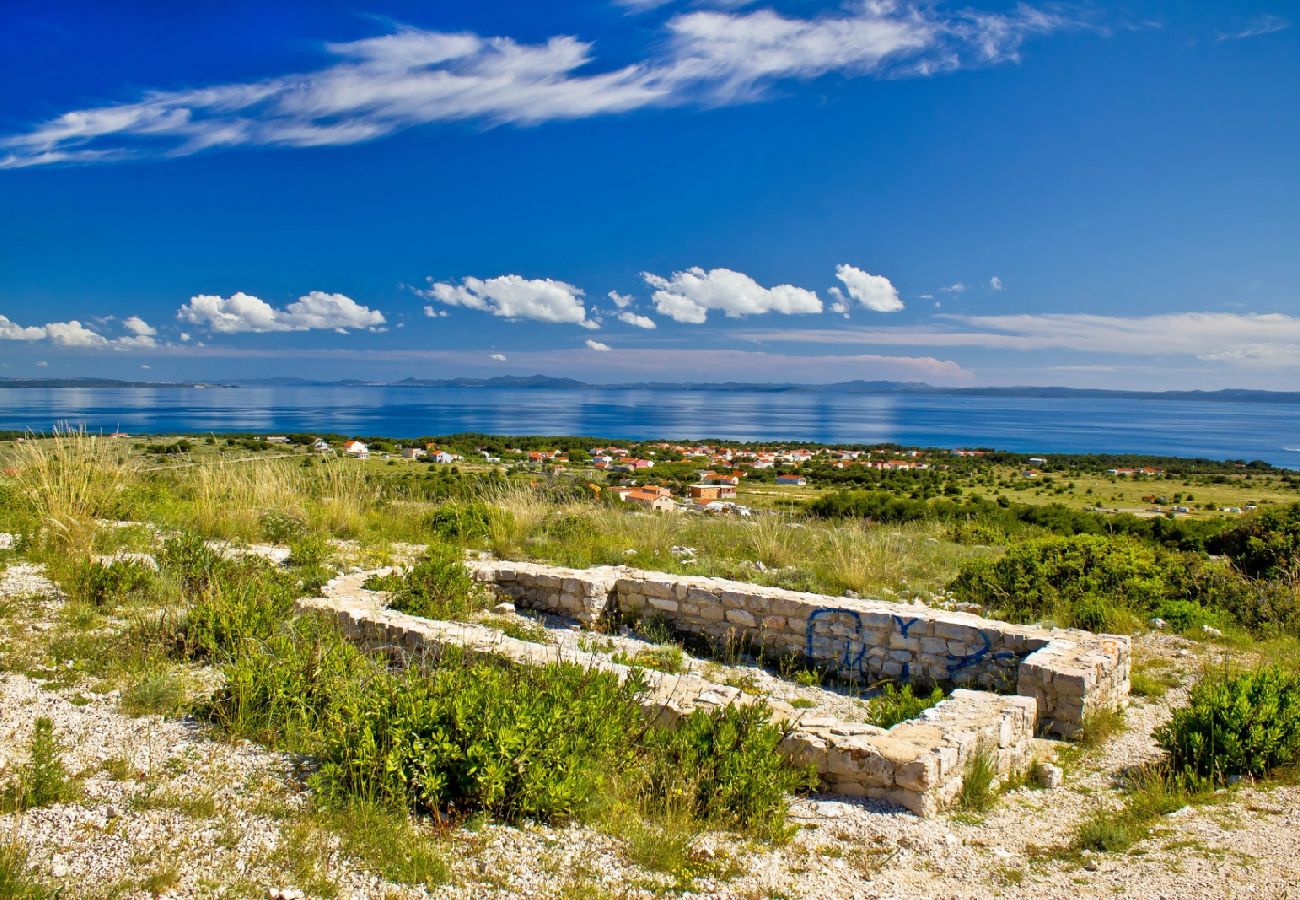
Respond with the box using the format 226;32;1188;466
1;386;1297;467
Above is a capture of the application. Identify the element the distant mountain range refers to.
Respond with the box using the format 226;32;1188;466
3;374;1299;404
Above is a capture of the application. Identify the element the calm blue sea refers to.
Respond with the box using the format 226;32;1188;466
1;386;1298;467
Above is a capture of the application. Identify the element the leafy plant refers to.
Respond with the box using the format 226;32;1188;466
388;544;485;621
1156;666;1300;784
71;558;158;608
259;508;308;544
864;682;945;729
3;717;75;811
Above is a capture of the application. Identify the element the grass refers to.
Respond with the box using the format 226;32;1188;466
1130;659;1180;699
1069;767;1206;856
1076;704;1127;750
957;747;1000;813
0;839;53;900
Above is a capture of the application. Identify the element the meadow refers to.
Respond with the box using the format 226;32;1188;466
1;429;1299;897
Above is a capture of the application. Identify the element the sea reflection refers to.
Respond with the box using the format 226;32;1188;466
0;386;1296;467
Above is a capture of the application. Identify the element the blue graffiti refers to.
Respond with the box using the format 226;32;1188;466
805;607;867;671
804;606;1026;685
944;629;1020;679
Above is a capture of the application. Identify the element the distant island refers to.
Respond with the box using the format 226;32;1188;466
3;374;1299;404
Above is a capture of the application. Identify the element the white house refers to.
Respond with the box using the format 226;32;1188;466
342;440;368;458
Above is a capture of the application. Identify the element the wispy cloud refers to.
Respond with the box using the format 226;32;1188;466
738;311;1300;368
1;3;1079;167
1217;15;1290;42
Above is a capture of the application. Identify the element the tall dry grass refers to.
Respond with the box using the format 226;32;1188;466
7;428;140;552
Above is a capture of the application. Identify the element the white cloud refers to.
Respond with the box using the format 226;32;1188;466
35;360;48;367
178;291;385;333
490;353;508;361
643;266;821;323
140;364;151;370
834;264;903;313
608;290;635;309
423;305;449;318
122;315;157;336
423;275;591;326
585;339;612;351
940;282;966;293
179;332;191;342
1;8;1075;167
989;275;1003;291
617;310;657;329
0;312;157;349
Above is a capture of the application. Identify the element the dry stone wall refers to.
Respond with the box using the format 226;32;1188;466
467;560;1128;738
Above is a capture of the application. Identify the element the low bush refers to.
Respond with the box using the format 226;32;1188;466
71;558;159;608
388;544;485;621
949;533;1253;632
1155;666;1300;784
316;656;644;823
260;508;309;544
638;703;814;840
426;502;504;542
865;682;946;729
1212;501;1300;582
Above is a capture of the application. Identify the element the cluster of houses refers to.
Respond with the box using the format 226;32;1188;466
324;439;462;464
606;482;752;516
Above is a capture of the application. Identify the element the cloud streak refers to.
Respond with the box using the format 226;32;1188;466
1;3;1077;167
738;311;1300;368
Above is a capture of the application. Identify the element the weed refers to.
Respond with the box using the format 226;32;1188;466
0;839;53;900
864;682;945;729
2;717;75;811
388;544;485;621
120;668;189;717
957;747;998;813
1076;705;1126;750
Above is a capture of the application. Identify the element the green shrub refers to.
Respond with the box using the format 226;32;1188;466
71;558;159;608
426;502;504;541
638;703;813;840
865;683;946;729
949;533;1247;632
388;545;484;621
1156;666;1300;784
163;557;300;661
260;508;308;544
204;613;375;749
315;658;643;824
1213;502;1300;581
1153;598;1216;632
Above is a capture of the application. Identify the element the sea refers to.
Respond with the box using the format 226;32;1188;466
1;385;1298;468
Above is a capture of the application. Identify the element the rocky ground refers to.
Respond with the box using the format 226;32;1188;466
2;547;1298;899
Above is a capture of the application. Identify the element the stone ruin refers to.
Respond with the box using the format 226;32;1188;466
300;560;1129;817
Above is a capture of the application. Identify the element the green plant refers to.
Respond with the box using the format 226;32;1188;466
120;668;189;716
71;558;159;608
1156;666;1300;784
1213;501;1300;582
259;508;308;544
3;717;75;811
637;703;814;841
957;746;998;813
0;839;52;900
388;544;485;621
1071;766;1198;854
865;682;945;729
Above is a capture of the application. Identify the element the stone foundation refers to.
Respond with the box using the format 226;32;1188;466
467;560;1129;738
299;584;1037;816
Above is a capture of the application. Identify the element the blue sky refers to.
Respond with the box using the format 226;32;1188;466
1;0;1297;388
